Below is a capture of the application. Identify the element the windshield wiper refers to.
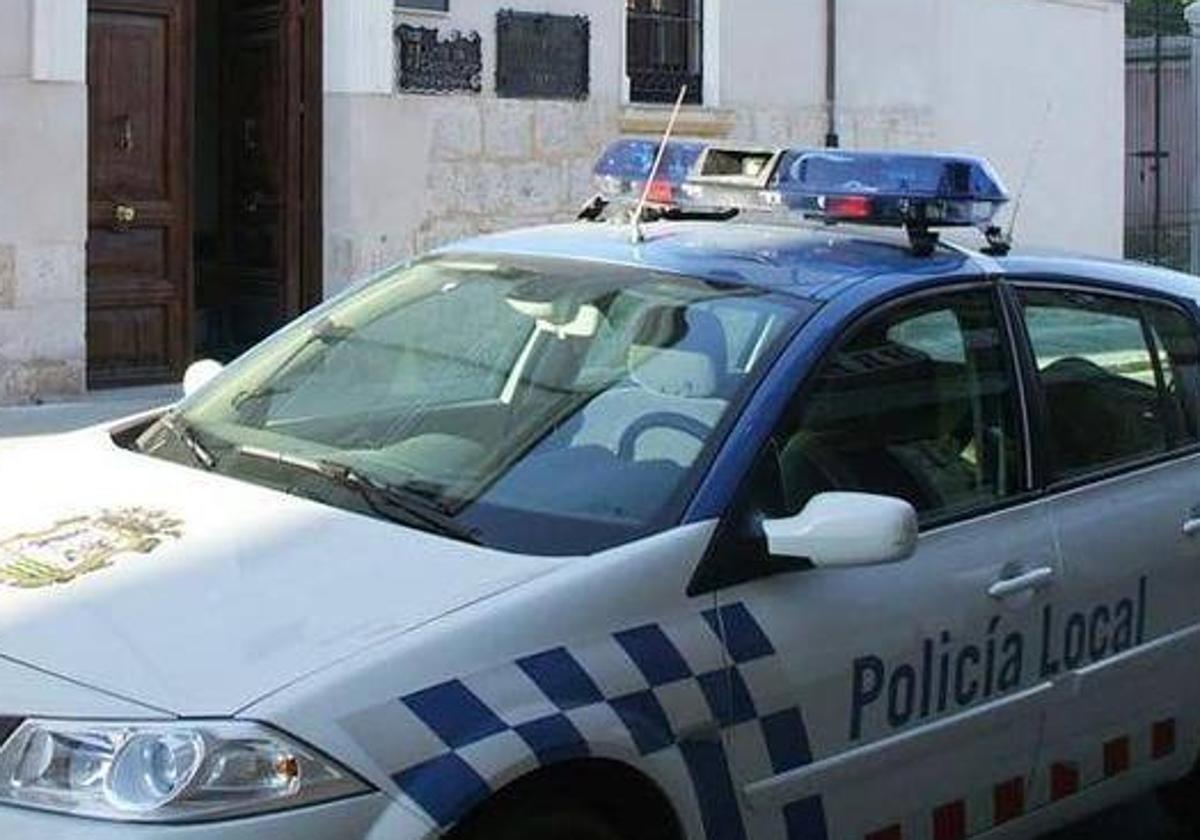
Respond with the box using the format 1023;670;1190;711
233;446;481;545
231;385;294;410
157;413;217;471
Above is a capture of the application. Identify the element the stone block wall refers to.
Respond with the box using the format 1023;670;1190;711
415;98;618;252
323;91;624;296
322;92;941;297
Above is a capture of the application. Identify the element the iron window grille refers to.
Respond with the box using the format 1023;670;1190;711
626;0;703;105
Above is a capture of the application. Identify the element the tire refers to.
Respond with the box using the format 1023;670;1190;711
1159;769;1200;837
455;802;629;840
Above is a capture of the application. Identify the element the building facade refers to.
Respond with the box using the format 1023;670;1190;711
0;0;1125;405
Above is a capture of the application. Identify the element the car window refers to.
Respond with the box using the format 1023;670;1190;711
886;309;966;363
1019;288;1200;479
575;298;784;384
259;280;533;422
711;306;787;373
157;256;812;555
1145;303;1200;444
761;288;1024;524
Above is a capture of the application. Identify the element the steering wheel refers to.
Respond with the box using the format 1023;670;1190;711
617;412;712;461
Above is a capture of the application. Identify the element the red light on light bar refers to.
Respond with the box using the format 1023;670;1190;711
825;195;873;220
646;178;675;206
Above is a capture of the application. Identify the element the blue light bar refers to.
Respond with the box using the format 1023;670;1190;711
592;139;708;202
773;150;1009;227
587;140;1013;244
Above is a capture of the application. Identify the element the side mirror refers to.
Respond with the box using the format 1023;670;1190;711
182;359;224;398
762;492;918;569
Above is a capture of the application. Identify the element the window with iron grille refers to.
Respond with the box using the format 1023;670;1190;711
626;0;703;105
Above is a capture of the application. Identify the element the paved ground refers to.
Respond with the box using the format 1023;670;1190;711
0;385;178;441
0;389;1189;839
1044;796;1184;839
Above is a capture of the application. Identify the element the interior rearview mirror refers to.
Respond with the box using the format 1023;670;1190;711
182;359;224;398
762;492;918;569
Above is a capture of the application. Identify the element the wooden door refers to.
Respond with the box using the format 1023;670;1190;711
87;0;191;387
219;0;320;351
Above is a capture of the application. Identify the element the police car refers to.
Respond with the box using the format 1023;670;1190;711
0;142;1197;840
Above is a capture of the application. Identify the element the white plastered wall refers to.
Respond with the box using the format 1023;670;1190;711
938;0;1126;258
838;0;1125;256
0;0;88;405
719;0;831;143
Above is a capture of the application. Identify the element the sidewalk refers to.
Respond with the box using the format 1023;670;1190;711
0;385;180;440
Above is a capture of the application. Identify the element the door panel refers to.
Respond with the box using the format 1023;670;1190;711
1037;463;1200;815
1011;284;1200;821
87;0;191;387
723;505;1059;840
87;228;169;283
89;15;168;199
711;287;1057;839
219;0;315;352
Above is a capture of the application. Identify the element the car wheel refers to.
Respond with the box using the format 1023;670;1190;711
1159;768;1200;836
455;802;629;840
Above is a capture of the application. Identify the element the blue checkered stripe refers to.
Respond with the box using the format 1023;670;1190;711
384;602;826;839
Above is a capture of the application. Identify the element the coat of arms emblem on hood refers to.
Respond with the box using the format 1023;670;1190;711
0;508;184;589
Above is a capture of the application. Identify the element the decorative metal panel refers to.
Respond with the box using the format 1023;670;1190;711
495;11;589;101
395;25;482;94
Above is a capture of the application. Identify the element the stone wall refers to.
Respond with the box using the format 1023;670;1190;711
324;94;620;293
0;0;88;405
321;90;941;298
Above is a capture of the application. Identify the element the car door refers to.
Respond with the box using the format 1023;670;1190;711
1009;282;1200;820
701;285;1061;840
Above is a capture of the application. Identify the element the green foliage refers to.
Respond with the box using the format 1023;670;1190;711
1127;0;1191;37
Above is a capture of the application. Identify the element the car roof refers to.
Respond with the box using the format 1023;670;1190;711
437;221;978;302
992;252;1200;301
436;220;1200;306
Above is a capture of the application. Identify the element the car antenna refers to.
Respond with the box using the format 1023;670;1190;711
631;84;689;245
986;100;1053;256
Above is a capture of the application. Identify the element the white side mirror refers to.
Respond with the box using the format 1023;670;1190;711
182;359;224;398
762;492;918;569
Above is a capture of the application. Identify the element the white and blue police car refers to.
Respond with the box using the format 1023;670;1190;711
0;143;1197;840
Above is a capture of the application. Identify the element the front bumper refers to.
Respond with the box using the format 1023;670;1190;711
0;793;436;839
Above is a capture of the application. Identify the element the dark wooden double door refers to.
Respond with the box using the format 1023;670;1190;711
86;0;321;388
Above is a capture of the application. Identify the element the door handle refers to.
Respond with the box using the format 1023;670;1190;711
113;204;137;228
1182;517;1200;537
988;567;1056;600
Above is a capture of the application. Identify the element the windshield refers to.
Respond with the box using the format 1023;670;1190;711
137;255;811;554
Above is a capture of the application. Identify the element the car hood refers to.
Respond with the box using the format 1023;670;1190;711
0;429;566;715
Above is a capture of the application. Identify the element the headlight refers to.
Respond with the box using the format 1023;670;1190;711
0;719;370;822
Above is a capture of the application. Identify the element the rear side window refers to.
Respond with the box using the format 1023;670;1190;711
1146;304;1200;442
1018;288;1200;479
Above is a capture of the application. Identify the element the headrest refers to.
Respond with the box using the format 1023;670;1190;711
628;307;728;398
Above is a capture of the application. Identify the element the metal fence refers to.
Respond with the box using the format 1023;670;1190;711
1125;2;1195;271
